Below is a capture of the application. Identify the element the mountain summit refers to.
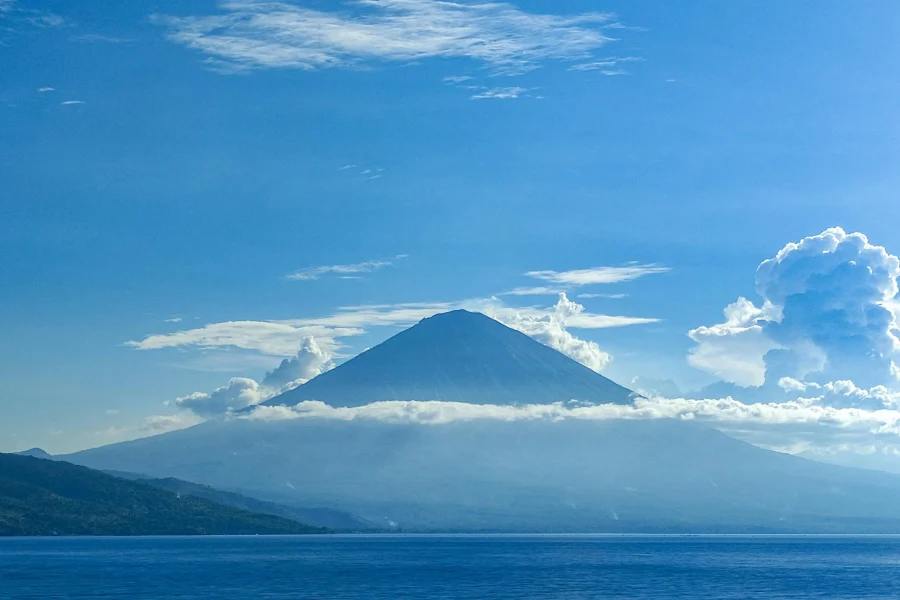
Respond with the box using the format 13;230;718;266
267;309;635;408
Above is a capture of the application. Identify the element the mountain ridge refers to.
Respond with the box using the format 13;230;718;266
0;453;326;536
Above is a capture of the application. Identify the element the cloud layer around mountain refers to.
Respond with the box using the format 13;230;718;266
241;388;900;458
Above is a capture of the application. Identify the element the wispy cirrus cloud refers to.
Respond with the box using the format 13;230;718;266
153;0;623;76
71;33;134;43
443;75;474;84
568;55;642;75
470;86;529;100
286;254;406;281
60;100;86;106
1;0;65;30
501;286;565;296
578;293;628;299
126;321;365;356
527;264;669;286
500;265;667;300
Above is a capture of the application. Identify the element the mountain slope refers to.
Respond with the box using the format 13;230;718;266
0;453;326;536
65;417;900;533
102;468;373;530
268;310;635;407
137;477;373;530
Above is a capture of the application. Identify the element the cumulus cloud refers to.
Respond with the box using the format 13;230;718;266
489;293;611;372
154;0;620;76
286;255;406;281
174;336;335;416
688;297;780;387
689;228;900;388
775;378;900;410
175;377;267;417
260;336;333;390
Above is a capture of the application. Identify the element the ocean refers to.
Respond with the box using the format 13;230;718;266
1;535;899;599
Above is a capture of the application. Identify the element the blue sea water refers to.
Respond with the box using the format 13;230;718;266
1;535;899;599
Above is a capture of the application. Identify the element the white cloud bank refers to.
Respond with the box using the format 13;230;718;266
154;0;621;75
689;228;900;388
241;388;900;458
244;395;900;431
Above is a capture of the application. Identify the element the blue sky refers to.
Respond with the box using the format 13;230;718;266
2;0;900;455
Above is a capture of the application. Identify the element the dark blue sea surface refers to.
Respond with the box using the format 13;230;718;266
2;535;899;599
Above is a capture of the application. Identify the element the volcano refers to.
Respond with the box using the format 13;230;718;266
266;309;635;408
63;310;900;533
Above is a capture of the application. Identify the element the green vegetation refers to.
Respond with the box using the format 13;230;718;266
0;453;327;536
